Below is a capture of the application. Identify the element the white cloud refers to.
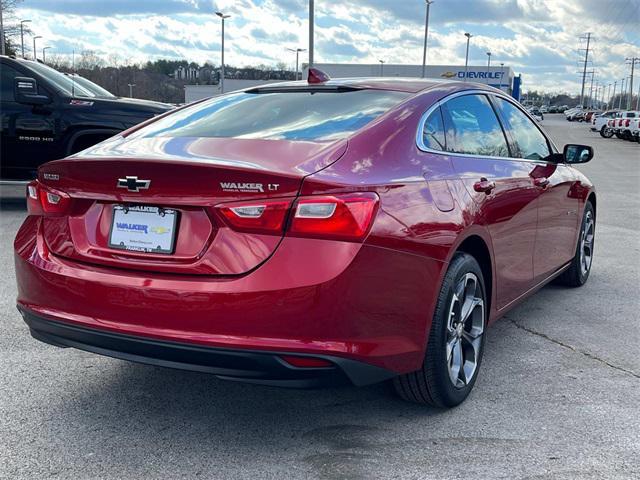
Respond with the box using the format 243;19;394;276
12;0;640;93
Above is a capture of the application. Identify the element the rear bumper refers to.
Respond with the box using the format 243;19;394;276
20;308;394;387
15;216;446;376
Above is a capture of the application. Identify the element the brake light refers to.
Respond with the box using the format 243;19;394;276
26;180;71;216
625;119;630;127
217;198;292;234
289;192;379;241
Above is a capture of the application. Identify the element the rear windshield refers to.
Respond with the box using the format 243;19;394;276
128;89;409;142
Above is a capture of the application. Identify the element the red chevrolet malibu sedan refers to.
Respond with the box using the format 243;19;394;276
14;72;596;407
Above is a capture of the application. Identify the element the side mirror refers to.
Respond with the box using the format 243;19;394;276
14;77;51;106
563;144;593;164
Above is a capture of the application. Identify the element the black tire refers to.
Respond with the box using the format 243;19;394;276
601;126;614;138
615;132;624;139
393;252;487;407
555;202;595;287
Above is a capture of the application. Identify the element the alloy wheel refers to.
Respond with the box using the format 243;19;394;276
445;273;485;389
580;210;595;276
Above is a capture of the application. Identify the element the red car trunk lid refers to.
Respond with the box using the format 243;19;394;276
39;136;347;276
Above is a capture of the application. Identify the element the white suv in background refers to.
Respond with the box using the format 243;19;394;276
592;110;619;137
606;111;639;140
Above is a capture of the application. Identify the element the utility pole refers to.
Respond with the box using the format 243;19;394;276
611;81;617;110
618;78;626;109
625;57;639;110
586;70;595;108
421;0;434;78
579;33;591;107
308;0;314;68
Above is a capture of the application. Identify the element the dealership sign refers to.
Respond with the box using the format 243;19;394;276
441;71;506;80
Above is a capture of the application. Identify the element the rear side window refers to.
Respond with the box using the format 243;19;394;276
493;97;551;160
440;94;510;157
422;107;446;151
129;89;409;142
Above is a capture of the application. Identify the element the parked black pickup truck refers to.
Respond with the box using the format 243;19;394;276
1;55;174;195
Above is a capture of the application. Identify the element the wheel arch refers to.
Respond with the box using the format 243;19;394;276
587;191;596;218
65;128;122;156
444;227;495;319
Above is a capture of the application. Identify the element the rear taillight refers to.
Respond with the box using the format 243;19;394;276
217;198;292;235
289;192;379;242
625;119;630;127
216;192;379;242
26;180;71;216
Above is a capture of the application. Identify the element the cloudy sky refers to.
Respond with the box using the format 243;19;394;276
12;0;640;94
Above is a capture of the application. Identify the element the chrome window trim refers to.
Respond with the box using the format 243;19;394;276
415;89;559;164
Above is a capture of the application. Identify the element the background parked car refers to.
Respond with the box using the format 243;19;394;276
607;111;639;140
591;110;619;137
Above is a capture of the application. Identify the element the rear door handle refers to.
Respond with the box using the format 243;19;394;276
534;177;550;188
473;178;496;194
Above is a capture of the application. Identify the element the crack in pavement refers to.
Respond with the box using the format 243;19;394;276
506;317;640;379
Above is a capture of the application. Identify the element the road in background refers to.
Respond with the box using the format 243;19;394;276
1;116;638;479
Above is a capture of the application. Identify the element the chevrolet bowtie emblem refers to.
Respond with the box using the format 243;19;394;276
117;176;150;192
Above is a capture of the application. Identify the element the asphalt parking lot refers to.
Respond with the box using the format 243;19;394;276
1;116;638;479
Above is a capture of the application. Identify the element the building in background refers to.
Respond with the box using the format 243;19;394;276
303;63;517;96
184;79;277;103
184;63;520;103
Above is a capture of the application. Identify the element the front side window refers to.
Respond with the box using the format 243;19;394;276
422;107;446;151
128;89;409;142
493;97;551;160
440;94;510;157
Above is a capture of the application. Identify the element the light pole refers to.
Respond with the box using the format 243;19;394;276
379;59;385;77
32;35;41;61
216;11;230;93
499;62;505;91
309;0;314;68
42;46;51;63
20;19;31;58
421;0;434;78
287;47;306;80
464;33;472;81
486;51;491;84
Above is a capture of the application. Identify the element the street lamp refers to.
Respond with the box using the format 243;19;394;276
215;11;230;93
486;51;491;83
42;46;51;63
32;35;41;61
20;19;31;58
286;47;306;80
464;32;472;81
499;62;505;91
379;59;385;77
421;0;434;78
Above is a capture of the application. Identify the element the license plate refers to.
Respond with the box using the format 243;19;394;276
109;205;178;254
